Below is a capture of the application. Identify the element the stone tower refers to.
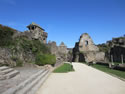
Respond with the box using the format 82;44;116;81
27;22;47;43
58;42;68;54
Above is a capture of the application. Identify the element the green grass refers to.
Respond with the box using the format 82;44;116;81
113;62;123;65
92;64;125;79
53;63;74;73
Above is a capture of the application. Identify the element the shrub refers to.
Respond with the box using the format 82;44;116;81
16;59;23;67
97;44;110;52
0;24;54;67
35;53;56;66
15;37;50;54
11;56;23;67
31;40;50;54
0;24;15;47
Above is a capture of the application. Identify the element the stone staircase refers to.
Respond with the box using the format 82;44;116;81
0;66;19;80
2;68;50;94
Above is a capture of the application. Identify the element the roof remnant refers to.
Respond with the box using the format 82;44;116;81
27;22;45;31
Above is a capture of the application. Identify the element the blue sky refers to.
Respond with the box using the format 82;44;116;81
0;0;125;48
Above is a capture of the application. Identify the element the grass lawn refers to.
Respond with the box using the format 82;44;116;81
92;64;125;79
53;63;74;73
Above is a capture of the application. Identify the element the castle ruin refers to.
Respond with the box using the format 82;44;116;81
48;41;68;66
27;22;48;44
73;33;105;63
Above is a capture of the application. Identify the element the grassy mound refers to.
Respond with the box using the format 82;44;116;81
92;64;125;79
53;63;74;73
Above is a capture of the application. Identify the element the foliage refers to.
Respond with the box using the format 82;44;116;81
0;24;50;54
16;59;23;67
97;44;110;52
35;53;56;66
53;63;74;73
114;36;125;40
11;56;23;67
0;63;9;67
92;64;125;79
0;24;15;47
13;37;50;54
0;24;56;66
12;37;52;66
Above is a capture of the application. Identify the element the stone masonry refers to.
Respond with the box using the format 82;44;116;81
48;41;68;66
73;33;105;63
27;22;48;44
106;36;125;63
79;33;99;52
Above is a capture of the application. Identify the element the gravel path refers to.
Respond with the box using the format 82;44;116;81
36;63;125;94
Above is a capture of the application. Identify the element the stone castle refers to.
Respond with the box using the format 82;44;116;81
1;22;124;66
0;22;69;67
27;22;69;65
27;22;48;44
106;36;125;63
13;22;48;44
73;33;105;63
48;41;68;66
26;22;69;66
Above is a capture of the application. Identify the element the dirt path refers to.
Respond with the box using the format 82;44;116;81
36;63;125;94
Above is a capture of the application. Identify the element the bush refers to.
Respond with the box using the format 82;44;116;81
11;56;23;67
0;24;54;66
0;24;15;47
16;59;23;67
97;44;110;52
31;40;50;54
15;37;50;54
35;53;56;66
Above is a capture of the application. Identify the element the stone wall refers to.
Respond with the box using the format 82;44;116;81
58;42;68;54
110;46;125;63
0;47;35;67
83;51;105;63
106;37;125;47
79;33;99;52
67;48;73;62
99;36;125;63
0;48;15;66
72;33;105;63
13;23;48;44
26;22;48;44
0;23;48;67
48;41;68;66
